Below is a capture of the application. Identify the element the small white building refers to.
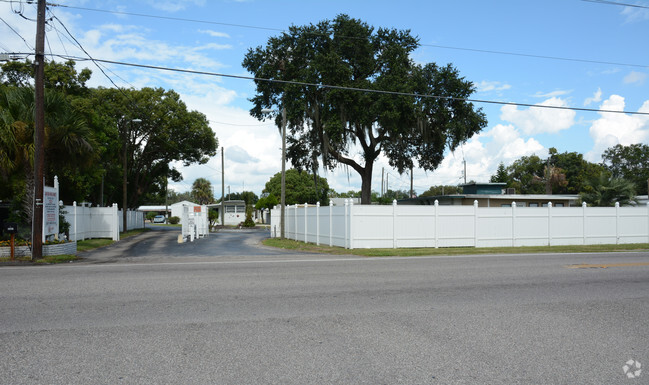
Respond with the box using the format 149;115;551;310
138;200;201;220
209;200;247;226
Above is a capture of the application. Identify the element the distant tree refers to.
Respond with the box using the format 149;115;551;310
241;191;259;205
191;178;213;204
602;144;649;195
329;190;361;199
548;149;605;194
489;163;509;184
580;172;636;206
167;190;193;204
263;169;329;205
208;208;219;227
255;194;279;211
420;185;461;196
505;155;545;194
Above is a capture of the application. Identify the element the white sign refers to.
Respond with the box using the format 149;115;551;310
43;185;59;239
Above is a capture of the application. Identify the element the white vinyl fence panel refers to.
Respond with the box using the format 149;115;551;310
63;202;144;241
270;200;649;249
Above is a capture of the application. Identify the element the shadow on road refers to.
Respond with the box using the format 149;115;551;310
79;226;311;263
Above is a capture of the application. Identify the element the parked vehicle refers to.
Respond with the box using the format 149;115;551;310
153;215;166;223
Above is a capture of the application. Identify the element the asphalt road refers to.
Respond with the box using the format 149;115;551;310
1;230;648;384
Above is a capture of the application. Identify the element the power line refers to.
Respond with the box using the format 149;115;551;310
581;0;649;9
421;43;648;69
43;53;649;117
9;1;642;69
0;16;33;50
45;2;283;32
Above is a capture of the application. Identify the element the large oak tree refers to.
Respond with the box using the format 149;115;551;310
243;15;486;204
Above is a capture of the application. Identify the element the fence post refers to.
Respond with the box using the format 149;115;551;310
304;202;308;243
582;202;587;245
329;203;333;247
294;204;298;241
316;202;320;246
344;199;349;249
647;202;649;244
434;200;439;248
511;201;516;247
393;199;397;249
615;202;620;244
349;200;354;250
73;201;77;242
474;200;479;247
547;202;553;246
112;203;119;241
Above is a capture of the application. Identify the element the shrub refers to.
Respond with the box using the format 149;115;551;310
168;216;180;224
243;204;255;227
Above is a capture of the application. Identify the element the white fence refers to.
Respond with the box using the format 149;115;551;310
63;202;145;241
270;201;649;249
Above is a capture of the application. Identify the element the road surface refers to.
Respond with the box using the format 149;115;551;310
0;229;647;384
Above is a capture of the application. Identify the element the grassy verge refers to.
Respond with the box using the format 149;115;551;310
77;228;150;252
262;238;649;257
0;254;79;264
33;254;79;264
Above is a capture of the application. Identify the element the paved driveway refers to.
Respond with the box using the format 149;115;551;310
79;226;313;264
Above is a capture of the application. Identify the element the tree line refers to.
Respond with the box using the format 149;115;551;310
0;59;218;228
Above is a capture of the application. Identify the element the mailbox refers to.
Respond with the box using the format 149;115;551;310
3;222;18;234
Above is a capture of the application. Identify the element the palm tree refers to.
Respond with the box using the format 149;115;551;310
0;86;95;213
580;172;637;206
191;177;213;204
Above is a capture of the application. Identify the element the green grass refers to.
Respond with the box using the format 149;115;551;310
33;254;79;264
77;238;114;252
77;228;150;252
0;254;79;264
262;238;649;257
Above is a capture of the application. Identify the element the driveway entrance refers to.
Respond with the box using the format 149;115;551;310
79;226;312;264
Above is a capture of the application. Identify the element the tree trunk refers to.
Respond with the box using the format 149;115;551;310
360;164;373;205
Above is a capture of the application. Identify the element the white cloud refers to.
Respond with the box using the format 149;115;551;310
147;0;206;12
500;97;576;135
533;90;572;98
477;81;511;93
586;95;649;161
621;5;649;22
199;30;231;38
410;124;545;187
584;88;602;106
623;71;647;85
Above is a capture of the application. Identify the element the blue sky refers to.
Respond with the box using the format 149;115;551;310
1;0;648;197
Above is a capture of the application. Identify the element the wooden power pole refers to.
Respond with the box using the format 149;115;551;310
32;0;46;260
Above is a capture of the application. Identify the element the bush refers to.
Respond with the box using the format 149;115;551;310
243;204;255;227
168;216;180;224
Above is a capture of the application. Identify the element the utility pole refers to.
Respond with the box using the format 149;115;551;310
410;166;414;198
221;147;224;226
463;159;467;184
381;168;384;197
31;0;46;260
280;106;286;239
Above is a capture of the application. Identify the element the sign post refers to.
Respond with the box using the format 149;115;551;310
42;176;59;242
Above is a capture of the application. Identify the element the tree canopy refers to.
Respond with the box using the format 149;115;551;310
0;59;218;226
602;144;649;196
243;14;486;204
491;148;605;195
263;169;329;205
191;178;214;204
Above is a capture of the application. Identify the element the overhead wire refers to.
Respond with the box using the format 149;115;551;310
581;0;649;9
0;16;33;50
37;53;649;117
7;0;643;69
